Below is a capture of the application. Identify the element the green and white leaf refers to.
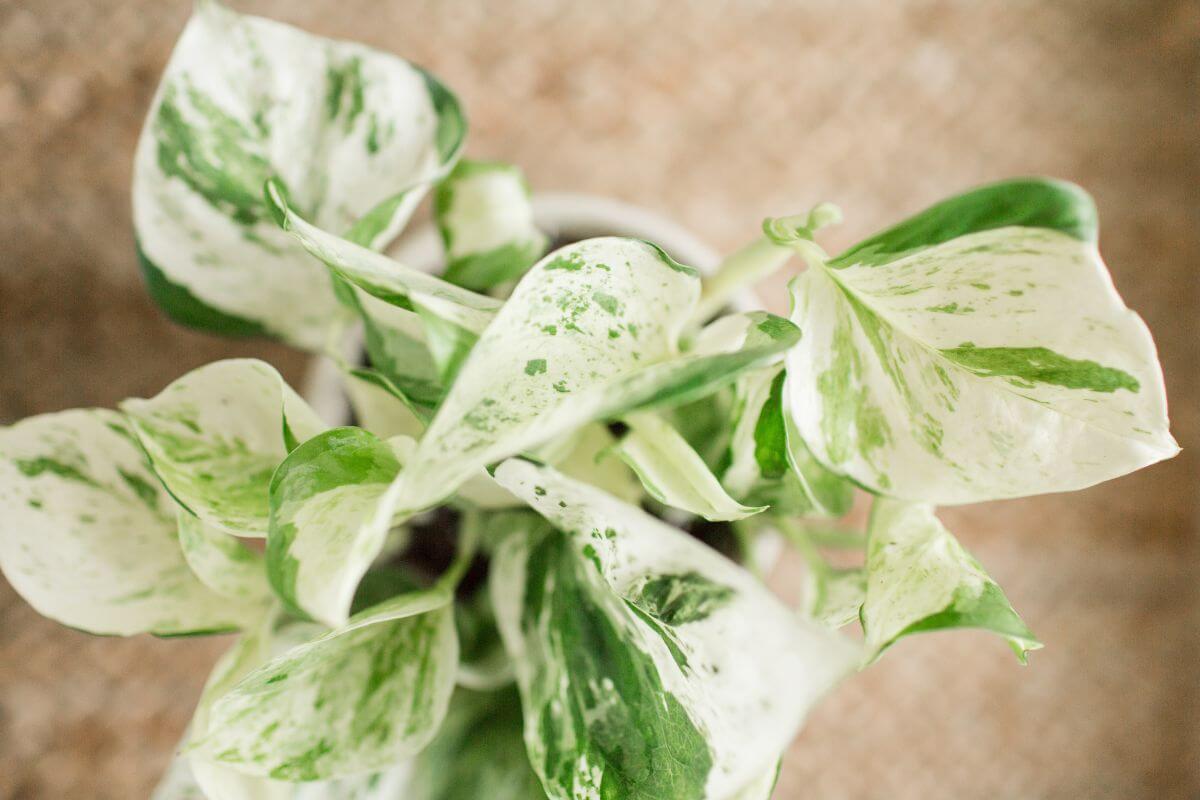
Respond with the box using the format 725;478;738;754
405;688;545;800
785;178;1178;503
804;566;865;630
0;409;256;636
266;181;501;336
133;1;463;347
434;160;548;291
190;589;458;781
177;509;273;604
391;238;800;516
491;459;859;799
186;613;414;799
121;359;327;538
352;294;445;413
614;411;763;521
267;427;409;626
862;498;1040;663
390;237;701;513
724;365;853;517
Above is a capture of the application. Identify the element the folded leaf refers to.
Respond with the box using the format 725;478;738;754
786;178;1177;503
121;359;327;538
862;498;1040;663
405;688;545;800
267;427;409;626
491;459;859;799
177;509;273;604
0;409;255;636
190;589;458;781
344;368;427;438
724;365;853;516
266;181;502;336
435;160;548;291
614;411;764;521
391;237;701;512
133;1;463;348
392;241;799;515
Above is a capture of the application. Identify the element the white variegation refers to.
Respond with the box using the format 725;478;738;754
121;359;327;538
491;459;859;799
133;1;462;348
862;499;1040;663
344;369;425;440
266;181;502;336
435;160;548;290
615;411;764;521
0;409;255;636
177;509;273;604
190;590;458;781
389;237;701;513
787;225;1177;503
267;429;412;627
804;567;866;630
185;613;415;799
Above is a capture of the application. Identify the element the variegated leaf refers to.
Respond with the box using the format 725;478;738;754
0;409;256;636
121;359;327;538
344;368;427;439
185;613;415;799
724;365;853;517
614;411;764;521
434;160;548;291
392;240;799;516
803;566;866;630
266;181;501;337
190;589;458;781
133;1;463;348
491;459;859;800
785;178;1177;503
390;237;701;513
267;427;410;627
177;509;273;604
862;498;1040;663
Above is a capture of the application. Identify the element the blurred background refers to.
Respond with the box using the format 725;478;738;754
1;0;1197;797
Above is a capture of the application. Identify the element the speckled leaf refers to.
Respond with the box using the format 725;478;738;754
133;1;464;348
121;359;327;538
434;160;548;291
267;427;409;627
186;613;415;799
491;459;859;799
614;411;764;521
862;498;1040;663
724;364;853;517
393;240;799;516
405;688;545;800
177;509;273;604
190;589;458;781
786;178;1177;503
0;409;256;636
390;237;701;514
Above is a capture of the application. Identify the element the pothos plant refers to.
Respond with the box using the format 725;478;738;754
0;4;1179;799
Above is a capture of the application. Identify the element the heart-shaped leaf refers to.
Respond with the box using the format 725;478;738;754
0;409;256;636
786;178;1177;503
121;359;327;538
862;499;1040;663
133;2;464;348
491;459;859;799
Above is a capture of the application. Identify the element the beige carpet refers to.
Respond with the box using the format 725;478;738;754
1;0;1197;797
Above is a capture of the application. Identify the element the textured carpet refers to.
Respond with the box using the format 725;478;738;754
0;1;1197;797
